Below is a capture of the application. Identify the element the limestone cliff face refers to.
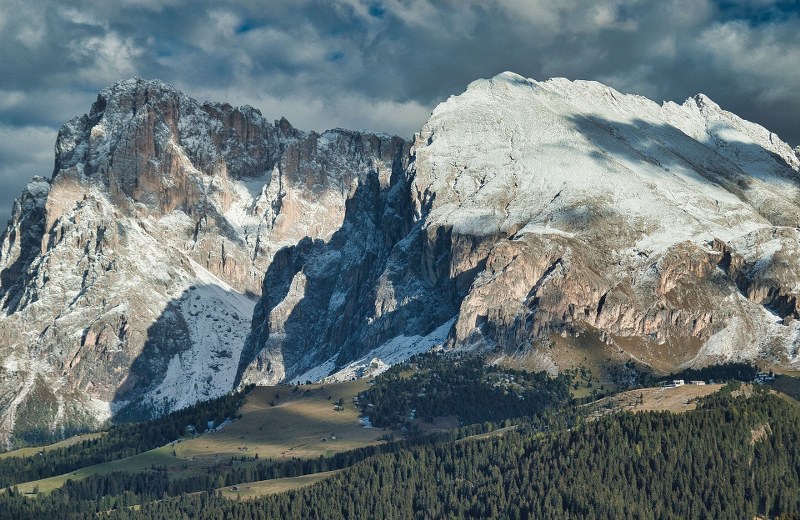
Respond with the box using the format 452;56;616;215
48;79;301;294
0;78;408;446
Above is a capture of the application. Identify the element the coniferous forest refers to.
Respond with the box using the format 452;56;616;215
0;355;798;519
357;354;573;429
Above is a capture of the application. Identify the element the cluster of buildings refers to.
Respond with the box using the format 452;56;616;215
661;379;706;388
659;371;776;388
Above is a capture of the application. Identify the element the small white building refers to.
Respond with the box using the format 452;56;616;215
689;381;706;386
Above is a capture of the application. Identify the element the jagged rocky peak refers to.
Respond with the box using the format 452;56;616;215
0;77;410;447
41;77;409;295
51;77;295;220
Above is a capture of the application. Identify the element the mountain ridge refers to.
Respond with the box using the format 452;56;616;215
1;72;799;446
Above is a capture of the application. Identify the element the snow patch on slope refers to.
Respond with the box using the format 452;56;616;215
143;260;256;411
416;72;799;256
291;318;456;384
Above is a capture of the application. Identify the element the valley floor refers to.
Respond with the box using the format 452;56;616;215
13;379;384;496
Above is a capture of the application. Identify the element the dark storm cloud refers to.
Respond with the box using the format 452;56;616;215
0;0;799;225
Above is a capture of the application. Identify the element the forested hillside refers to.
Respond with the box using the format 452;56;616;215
110;389;800;519
0;359;798;519
358;354;573;429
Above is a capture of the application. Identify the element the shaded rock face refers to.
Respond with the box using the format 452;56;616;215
0;78;409;446
0;177;50;314
237;164;456;386
240;74;800;388
3;72;800;447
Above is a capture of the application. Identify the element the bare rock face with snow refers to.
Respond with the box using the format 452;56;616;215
0;78;408;446
2;72;800;446
406;73;800;373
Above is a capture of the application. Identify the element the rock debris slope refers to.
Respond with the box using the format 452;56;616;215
2;72;800;445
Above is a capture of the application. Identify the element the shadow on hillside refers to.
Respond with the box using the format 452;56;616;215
111;282;255;423
565;113;800;226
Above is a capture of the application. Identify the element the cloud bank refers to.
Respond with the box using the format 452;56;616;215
0;0;798;223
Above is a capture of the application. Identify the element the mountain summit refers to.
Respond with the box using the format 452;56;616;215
412;72;800;366
1;72;799;446
0;78;409;445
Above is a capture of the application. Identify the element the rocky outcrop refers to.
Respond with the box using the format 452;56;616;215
712;230;800;320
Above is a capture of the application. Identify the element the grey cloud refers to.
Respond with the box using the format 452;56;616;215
0;0;799;225
0;125;56;226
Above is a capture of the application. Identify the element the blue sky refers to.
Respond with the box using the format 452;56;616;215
0;0;798;224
